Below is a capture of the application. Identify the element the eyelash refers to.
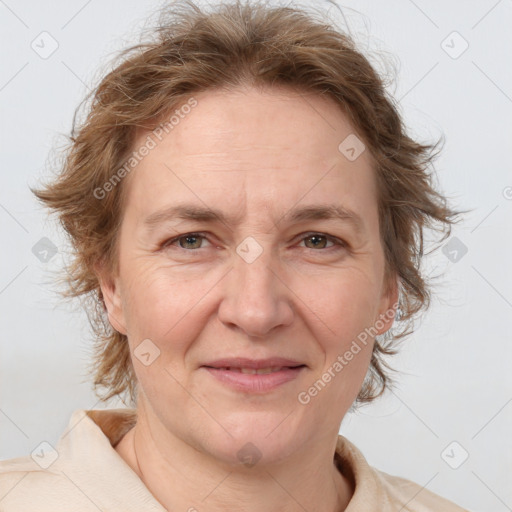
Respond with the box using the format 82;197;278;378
161;231;347;253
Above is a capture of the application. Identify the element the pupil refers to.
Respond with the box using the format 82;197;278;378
308;235;325;248
182;236;199;248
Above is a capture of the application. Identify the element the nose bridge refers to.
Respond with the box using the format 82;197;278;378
218;238;293;337
236;242;276;298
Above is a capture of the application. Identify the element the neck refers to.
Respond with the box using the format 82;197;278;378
115;408;353;512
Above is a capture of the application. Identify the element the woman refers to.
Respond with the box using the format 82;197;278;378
0;1;469;510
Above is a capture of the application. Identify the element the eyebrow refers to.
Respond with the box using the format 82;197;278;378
143;203;365;234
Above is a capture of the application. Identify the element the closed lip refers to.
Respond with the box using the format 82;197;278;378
201;357;306;370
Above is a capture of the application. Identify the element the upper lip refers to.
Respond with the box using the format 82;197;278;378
202;357;306;369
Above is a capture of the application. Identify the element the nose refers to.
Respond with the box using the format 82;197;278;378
217;246;294;338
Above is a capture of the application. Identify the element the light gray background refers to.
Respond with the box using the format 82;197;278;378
1;1;511;510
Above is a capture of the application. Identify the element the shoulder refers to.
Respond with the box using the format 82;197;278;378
0;447;64;483
374;468;470;511
0;455;87;511
0;408;141;512
335;435;470;512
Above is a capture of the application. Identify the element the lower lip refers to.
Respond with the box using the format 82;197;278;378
202;366;305;393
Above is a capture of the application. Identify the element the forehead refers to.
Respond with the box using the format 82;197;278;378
122;86;377;225
154;86;362;166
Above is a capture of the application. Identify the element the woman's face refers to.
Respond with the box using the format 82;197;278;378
100;86;397;465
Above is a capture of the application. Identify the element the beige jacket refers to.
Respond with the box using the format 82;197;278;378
0;408;469;511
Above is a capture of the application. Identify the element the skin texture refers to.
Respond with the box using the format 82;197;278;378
99;85;398;512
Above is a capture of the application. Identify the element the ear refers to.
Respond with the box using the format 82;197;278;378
95;261;128;335
375;272;399;335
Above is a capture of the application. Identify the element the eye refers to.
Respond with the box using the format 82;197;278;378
161;232;347;253
163;232;210;250
298;233;346;250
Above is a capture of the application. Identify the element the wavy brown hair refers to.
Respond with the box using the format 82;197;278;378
33;0;460;407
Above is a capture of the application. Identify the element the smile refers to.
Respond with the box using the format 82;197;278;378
215;366;288;374
202;365;306;393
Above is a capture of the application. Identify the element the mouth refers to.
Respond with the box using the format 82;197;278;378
200;358;307;393
207;366;302;374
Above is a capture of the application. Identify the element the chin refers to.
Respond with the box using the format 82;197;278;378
199;411;306;468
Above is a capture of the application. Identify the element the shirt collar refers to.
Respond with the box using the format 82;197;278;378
55;409;166;511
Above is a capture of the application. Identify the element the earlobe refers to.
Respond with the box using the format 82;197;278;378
95;262;127;335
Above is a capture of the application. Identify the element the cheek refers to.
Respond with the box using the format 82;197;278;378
302;266;382;337
301;269;379;384
119;259;219;358
120;271;208;401
291;272;378;419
